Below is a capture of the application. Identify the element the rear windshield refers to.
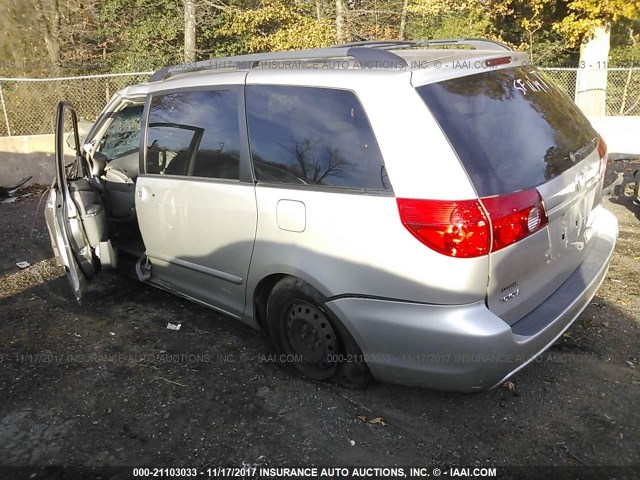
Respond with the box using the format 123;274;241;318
416;67;597;197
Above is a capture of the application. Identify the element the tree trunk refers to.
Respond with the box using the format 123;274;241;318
184;0;197;63
316;0;322;22
336;0;346;44
399;0;409;40
575;23;610;117
35;0;61;71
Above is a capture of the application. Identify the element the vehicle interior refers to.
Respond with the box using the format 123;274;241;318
75;102;147;270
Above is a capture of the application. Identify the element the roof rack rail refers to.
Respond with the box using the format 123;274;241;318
333;40;417;49
335;38;512;52
149;46;408;82
149;37;511;82
416;38;512;51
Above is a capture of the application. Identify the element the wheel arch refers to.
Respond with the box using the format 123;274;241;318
254;273;372;387
252;273;287;332
249;267;336;329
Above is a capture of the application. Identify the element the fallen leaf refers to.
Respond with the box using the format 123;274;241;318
368;417;387;426
502;381;516;392
356;415;367;422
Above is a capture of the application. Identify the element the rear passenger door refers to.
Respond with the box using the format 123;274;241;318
135;83;257;318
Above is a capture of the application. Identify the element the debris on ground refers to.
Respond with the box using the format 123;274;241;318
356;414;387;426
0;176;33;199
502;381;516;392
14;182;49;197
368;417;387;426
155;376;187;387
166;322;182;331
15;261;31;270
602;172;624;197
0;180;49;204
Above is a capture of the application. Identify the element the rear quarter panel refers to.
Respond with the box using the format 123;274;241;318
244;70;488;316
247;186;489;307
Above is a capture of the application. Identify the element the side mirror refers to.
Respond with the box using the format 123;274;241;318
91;151;108;176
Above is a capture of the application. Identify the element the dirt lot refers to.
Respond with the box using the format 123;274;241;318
0;161;638;471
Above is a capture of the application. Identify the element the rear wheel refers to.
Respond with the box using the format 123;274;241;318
266;277;371;388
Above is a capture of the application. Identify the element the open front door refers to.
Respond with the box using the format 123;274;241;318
44;101;102;301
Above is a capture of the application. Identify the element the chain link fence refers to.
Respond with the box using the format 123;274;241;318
0;68;638;137
0;72;150;137
540;68;578;98
541;67;640;116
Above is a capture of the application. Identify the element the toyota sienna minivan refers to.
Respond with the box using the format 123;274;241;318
45;38;618;391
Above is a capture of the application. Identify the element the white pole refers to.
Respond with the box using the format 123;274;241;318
0;81;11;136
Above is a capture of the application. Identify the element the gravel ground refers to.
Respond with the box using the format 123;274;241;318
0;163;638;470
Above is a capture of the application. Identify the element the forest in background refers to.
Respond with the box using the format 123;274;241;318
0;0;638;76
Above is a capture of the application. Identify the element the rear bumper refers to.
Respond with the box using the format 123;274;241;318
326;206;618;392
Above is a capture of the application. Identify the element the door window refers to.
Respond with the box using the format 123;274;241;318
145;89;241;180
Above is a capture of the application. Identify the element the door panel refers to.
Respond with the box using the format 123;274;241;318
44;101;100;301
135;176;257;317
135;83;257;317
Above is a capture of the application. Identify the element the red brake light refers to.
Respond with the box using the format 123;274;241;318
397;188;548;257
481;189;548;252
485;56;512;67
396;198;490;258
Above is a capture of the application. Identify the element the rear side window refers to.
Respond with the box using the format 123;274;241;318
417;67;597;197
145;89;240;180
246;86;391;192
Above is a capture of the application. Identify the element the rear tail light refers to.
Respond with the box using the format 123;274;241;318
396;199;490;258
597;135;608;176
481;189;548;252
397;188;548;258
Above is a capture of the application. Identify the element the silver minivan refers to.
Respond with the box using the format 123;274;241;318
45;39;619;392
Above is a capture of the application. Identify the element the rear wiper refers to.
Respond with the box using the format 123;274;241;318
568;137;598;163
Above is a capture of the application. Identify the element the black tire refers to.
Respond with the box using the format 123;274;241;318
266;276;372;389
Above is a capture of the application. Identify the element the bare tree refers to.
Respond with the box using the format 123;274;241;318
289;138;352;185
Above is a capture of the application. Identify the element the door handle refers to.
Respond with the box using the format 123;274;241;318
136;187;152;200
